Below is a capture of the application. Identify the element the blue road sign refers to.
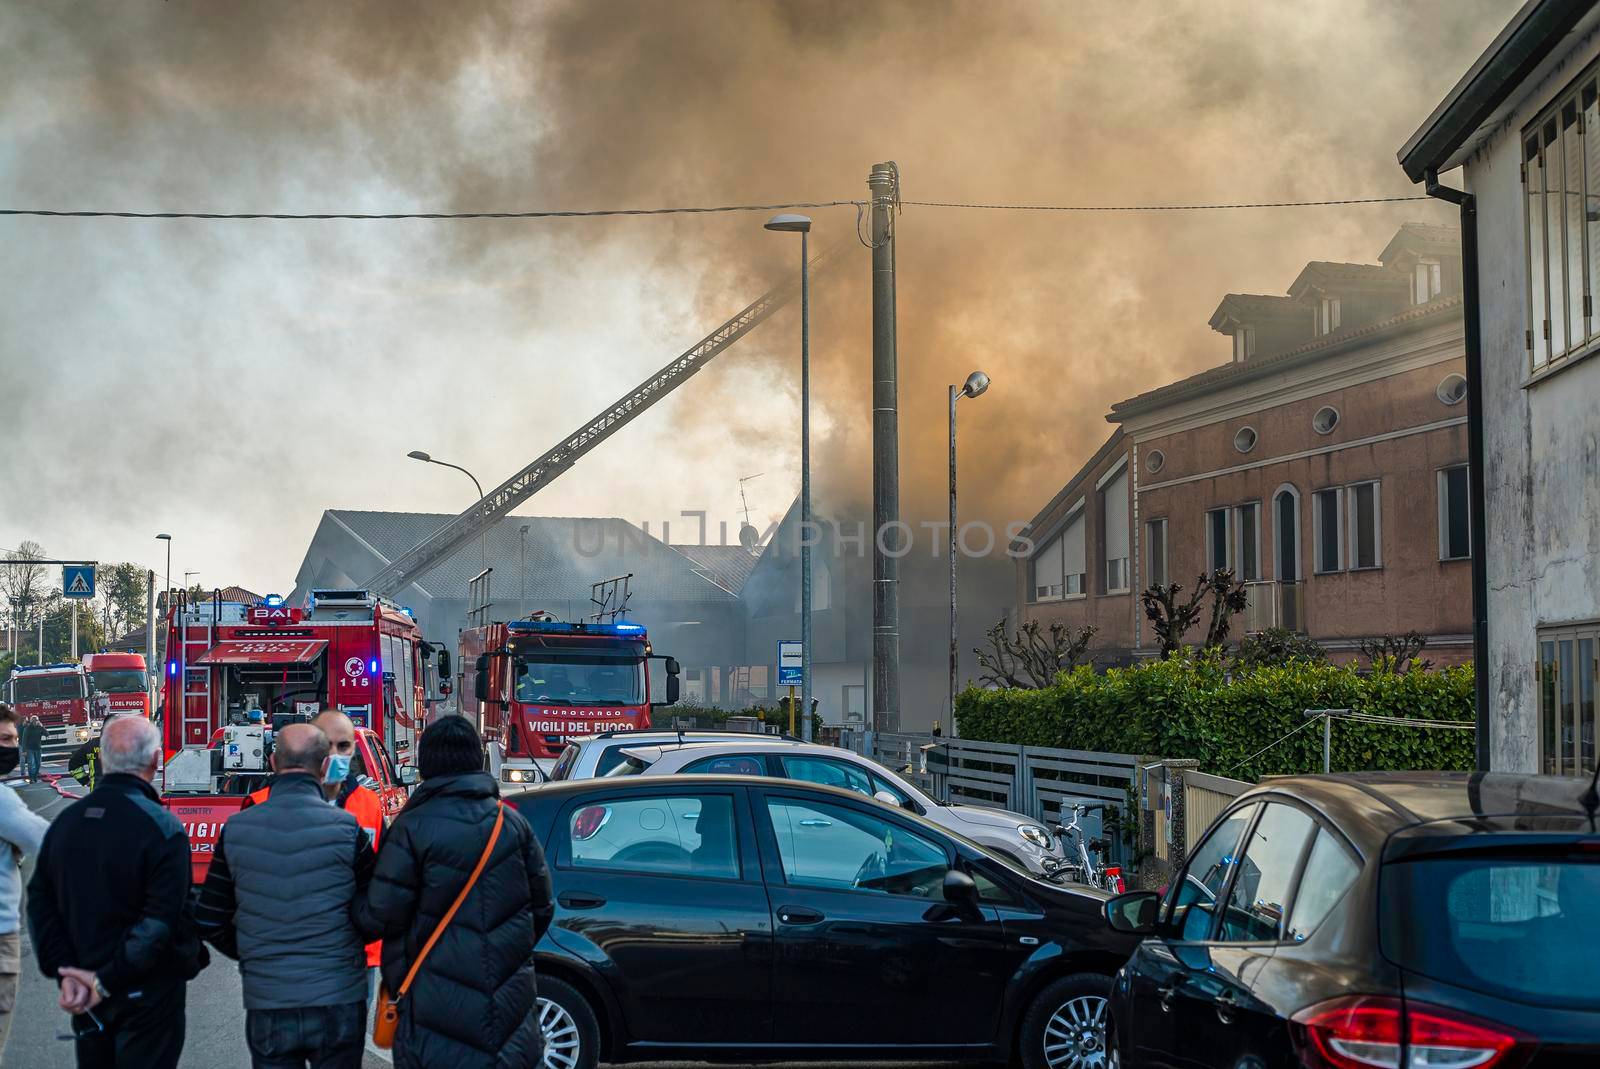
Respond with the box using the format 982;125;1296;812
777;640;803;686
62;564;95;600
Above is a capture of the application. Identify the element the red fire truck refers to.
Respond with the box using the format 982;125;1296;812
159;588;450;880
3;663;94;758
82;652;151;720
460;616;679;785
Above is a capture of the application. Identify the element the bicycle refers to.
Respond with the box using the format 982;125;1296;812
1043;803;1126;892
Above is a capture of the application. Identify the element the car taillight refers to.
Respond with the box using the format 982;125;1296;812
572;805;609;841
1105;866;1126;893
1291;996;1529;1069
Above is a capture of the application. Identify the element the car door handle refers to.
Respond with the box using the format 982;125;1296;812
777;906;825;925
558;891;607;910
1157;976;1186;1013
797;819;832;828
1214;988;1238;1025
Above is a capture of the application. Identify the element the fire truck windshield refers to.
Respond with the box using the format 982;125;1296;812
514;656;645;706
11;674;83;702
89;670;148;694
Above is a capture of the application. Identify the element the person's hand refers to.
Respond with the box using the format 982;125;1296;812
58;967;102;1012
58;972;90;1015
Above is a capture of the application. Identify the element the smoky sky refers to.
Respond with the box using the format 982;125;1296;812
0;1;1510;593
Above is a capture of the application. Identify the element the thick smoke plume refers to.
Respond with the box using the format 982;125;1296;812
0;1;1507;591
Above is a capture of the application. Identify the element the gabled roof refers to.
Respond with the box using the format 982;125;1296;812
1011;429;1126;552
1379;222;1461;264
1399;0;1597;181
672;544;761;595
1208;294;1303;332
1286;262;1408;298
1110;294;1464;421
321;511;739;604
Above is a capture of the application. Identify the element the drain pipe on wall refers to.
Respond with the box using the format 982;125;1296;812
1425;168;1491;772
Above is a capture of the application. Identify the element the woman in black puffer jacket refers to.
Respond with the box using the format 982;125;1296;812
356;717;554;1069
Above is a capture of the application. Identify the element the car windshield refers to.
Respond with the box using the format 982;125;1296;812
89;670;147;694
11;674;83;702
1381;849;1600;1009
514;655;645;706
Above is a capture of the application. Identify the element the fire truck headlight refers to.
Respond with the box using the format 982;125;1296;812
504;769;526;783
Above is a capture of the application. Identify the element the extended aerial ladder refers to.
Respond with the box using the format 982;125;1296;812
367;242;846;598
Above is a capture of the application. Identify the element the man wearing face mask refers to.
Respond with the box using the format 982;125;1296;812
0;703;49;1059
194;723;377;1069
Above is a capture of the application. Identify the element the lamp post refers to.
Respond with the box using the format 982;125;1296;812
407;450;488;571
765;212;813;741
155;533;172;599
519;524;530;620
949;371;991;729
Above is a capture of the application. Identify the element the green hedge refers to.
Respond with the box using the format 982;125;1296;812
955;654;1474;781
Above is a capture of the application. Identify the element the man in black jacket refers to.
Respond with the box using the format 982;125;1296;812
194;722;377;1069
356;716;554;1069
27;715;208;1068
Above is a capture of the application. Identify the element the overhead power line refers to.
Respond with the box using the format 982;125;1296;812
0;194;1431;221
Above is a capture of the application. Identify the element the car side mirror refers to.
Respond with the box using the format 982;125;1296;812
943;869;979;907
437;650;451;678
873;789;900;806
397;765;421;787
1104;890;1161;935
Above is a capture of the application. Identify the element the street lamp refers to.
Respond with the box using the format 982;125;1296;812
407;450;488;570
949;371;991;729
155;533;172;601
765;212;813;741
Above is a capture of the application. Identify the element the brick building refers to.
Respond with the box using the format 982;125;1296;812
1016;223;1473;664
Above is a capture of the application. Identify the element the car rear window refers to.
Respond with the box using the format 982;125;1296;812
1381;851;1600;1009
549;744;580;781
593;745;635;778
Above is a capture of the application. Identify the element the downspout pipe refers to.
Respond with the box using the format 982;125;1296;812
1424;168;1491;772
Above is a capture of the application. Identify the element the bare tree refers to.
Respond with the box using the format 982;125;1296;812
1141;570;1248;656
975;618;1098;689
1360;631;1431;673
1;541;49;646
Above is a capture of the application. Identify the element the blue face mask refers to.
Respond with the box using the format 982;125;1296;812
323;753;352;786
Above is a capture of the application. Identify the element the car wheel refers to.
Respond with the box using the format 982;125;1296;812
1019;972;1112;1069
536;976;600;1069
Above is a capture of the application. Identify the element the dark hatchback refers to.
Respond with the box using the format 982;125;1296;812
1100;772;1600;1069
507;775;1141;1069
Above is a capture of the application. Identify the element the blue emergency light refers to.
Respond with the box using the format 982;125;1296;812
168;661;177;677
369;659;379;674
506;619;647;637
263;594;284;607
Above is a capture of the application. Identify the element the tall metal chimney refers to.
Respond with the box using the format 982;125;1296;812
868;162;901;733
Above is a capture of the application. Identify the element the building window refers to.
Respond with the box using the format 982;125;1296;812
1438;466;1471;561
1312;405;1340;435
1538;625;1597;776
1233;426;1258;454
1313;488;1343;574
1029;510;1087;602
1413;259;1443;305
1232;328;1256;363
1522;77;1600;374
1206;508;1232;573
1347;481;1381;570
1100;468;1130;594
843;685;865;724
1436;373;1467;405
1237;502;1261;581
1318;297;1341;335
1146;518;1168;588
1274;486;1301;582
1145;449;1166;475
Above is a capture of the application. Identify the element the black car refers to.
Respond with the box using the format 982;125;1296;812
506;774;1142;1069
1100;772;1600;1069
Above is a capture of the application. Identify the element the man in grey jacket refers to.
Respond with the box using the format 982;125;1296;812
0;702;49;1058
194;722;377;1069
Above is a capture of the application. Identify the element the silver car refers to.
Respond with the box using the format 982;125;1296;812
604;739;1067;876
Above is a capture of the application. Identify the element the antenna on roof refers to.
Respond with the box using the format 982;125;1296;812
738;473;764;552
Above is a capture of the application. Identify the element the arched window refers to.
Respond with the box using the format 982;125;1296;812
1273;485;1301;582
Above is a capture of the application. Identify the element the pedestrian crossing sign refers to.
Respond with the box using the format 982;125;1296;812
63;564;95;599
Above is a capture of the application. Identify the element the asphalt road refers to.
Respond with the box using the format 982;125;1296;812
5;772;963;1069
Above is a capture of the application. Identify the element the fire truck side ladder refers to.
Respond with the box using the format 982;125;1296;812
365;242;847;598
177;594;218;747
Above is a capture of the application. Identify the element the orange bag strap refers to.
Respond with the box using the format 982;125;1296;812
395;802;505;999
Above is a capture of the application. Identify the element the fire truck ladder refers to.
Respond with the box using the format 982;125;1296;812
178;595;217;748
366;242;847;598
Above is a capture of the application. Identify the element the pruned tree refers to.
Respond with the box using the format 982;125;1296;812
1361;631;1431;674
1234;627;1328;670
975;618;1098;689
1142;570;1248;656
